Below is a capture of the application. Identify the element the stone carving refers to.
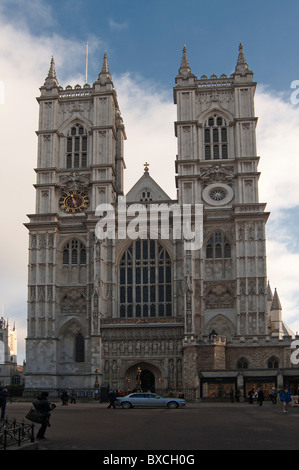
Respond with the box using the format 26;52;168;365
200;165;235;185
60;289;86;314
205;283;234;309
59;171;90;192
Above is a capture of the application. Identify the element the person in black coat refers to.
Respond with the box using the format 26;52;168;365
0;388;9;419
33;391;56;440
107;390;117;409
257;388;264;406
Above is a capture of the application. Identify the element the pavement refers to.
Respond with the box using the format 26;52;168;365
2;399;299;457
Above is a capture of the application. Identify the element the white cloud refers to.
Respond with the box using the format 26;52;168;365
109;18;128;30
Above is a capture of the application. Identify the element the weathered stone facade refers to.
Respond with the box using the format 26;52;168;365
24;46;299;399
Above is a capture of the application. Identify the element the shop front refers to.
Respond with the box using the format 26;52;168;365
199;372;238;399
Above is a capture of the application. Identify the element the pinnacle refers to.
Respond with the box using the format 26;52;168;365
271;288;282;311
234;41;252;75
45;56;59;86
95;51;113;85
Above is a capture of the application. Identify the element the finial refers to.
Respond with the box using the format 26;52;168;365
94;51;112;85
44;56;59;87
179;45;191;74
101;51;110;75
237;42;247;66
144;162;149;173
234;41;253;77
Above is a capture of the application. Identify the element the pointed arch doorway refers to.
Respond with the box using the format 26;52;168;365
124;362;163;393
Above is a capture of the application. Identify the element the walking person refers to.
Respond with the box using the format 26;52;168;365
33;391;56;440
0;388;9;420
280;388;292;413
70;390;77;404
257;388;264;406
107;390;116;409
229;388;234;403
248;389;254;404
269;387;278;404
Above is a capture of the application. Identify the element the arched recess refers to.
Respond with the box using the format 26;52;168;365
58;318;86;363
205;314;235;342
122;361;165;392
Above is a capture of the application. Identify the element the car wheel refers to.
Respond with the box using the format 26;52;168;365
167;401;178;409
121;401;132;409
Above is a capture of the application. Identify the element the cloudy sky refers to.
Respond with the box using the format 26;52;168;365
0;0;298;363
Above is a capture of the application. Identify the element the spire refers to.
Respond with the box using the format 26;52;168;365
44;56;59;87
271;288;282;311
175;45;196;84
234;42;253;77
94;51;113;86
180;45;191;74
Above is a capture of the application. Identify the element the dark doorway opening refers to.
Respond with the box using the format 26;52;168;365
141;369;155;392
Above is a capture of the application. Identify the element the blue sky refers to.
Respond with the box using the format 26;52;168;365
0;0;298;363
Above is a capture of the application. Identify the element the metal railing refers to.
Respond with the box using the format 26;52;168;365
0;418;35;450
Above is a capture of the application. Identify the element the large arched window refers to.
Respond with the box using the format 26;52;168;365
204;115;228;160
75;333;85;362
119;240;172;318
206;232;231;259
66;123;88;169
63;240;86;266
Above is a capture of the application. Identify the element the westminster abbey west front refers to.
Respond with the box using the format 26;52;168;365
24;45;299;400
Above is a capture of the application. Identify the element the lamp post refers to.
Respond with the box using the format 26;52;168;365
94;368;100;399
136;366;142;391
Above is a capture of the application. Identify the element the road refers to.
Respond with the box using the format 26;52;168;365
4;400;299;455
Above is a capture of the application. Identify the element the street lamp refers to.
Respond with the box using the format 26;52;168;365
94;368;100;399
136;366;142;391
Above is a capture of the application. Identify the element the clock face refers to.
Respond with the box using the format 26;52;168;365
59;191;90;214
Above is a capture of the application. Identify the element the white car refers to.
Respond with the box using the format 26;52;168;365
115;392;186;409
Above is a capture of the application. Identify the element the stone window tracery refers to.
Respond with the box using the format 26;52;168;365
204;115;228;160
63;240;86;266
206;231;231;259
267;357;279;369
237;357;248;369
66;123;88;169
119;240;172;318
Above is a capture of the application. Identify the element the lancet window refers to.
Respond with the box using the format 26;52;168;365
204;115;228;160
66;123;88;169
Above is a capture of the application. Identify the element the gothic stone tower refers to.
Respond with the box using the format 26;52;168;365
174;45;277;391
24;55;126;391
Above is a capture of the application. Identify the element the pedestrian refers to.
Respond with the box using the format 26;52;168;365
248;389;254;404
0;388;9;420
257;388;264;406
32;391;56;440
229;388;234;403
177;391;184;399
280;388;292;413
61;390;69;405
269;387;278;404
70;390;76;403
235;389;241;402
107;390;116;409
